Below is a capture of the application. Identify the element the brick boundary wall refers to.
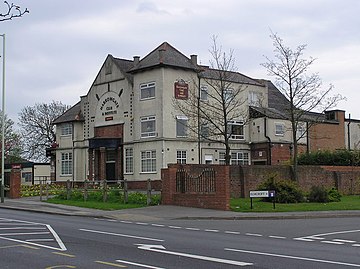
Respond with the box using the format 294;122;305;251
231;165;360;198
161;164;230;210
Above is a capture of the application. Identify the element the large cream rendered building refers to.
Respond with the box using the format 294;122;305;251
49;42;275;183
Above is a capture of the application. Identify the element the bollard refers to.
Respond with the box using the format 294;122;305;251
84;180;88;201
39;180;43;202
102;180;107;202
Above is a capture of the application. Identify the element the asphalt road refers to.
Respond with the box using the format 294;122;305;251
0;208;359;268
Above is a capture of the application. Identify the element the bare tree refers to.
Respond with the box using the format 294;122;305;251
18;101;70;162
262;32;344;179
0;111;21;163
0;1;28;21
174;36;248;165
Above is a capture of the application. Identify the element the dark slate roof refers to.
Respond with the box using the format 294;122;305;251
200;68;263;86
53;101;84;124
129;42;198;73
112;56;134;83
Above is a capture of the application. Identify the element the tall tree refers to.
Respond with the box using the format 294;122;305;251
18;101;70;162
174;36;248;165
0;1;28;21
0;111;22;163
261;32;344;179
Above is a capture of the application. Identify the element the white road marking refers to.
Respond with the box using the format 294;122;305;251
119;221;133;224
321;240;344;245
185;227;200;231
168;226;181;229
353;244;360;247
26;239;54;242
136;222;149;226
79;228;164;242
225;248;360;267
333;239;357;243
0;227;46;230
225;231;240;234
0;232;50;236
151;224;165;227
205;229;219;233
137;244;253;266
116;259;166;269
293;238;314;242
246;233;263;237
269;235;287;239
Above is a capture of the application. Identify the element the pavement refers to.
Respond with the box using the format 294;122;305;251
0;196;359;221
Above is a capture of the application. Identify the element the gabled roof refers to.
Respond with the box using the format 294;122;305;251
112;56;134;83
53;101;84;124
129;42;198;73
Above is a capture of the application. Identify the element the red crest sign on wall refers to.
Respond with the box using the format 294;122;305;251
174;80;189;99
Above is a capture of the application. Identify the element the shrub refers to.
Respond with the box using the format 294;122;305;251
307;186;342;203
308;186;329;203
258;176;304;203
328;188;342;202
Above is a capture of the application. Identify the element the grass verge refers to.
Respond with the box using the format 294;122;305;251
46;197;147;211
231;195;360;212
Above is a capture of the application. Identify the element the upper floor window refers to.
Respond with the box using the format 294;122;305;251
228;120;244;140
296;123;306;140
223;88;233;103
275;122;285;136
248;91;261;107
61;123;72;136
176;115;188;137
141;116;156;138
200;85;208;101
140;82;155;100
200;122;209;139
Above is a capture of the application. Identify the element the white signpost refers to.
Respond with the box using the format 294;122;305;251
249;190;276;209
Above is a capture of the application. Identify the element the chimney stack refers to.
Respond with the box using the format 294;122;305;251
190;54;198;65
133;56;140;66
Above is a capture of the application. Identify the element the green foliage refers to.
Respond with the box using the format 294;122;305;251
307;186;342;203
258;175;304;203
298;150;360;166
21;184;65;197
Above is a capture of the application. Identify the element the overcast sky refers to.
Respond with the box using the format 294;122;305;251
2;0;360;124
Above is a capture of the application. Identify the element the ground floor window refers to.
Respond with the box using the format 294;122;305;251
61;152;73;175
22;172;32;183
219;151;250;165
176;150;187;164
125;148;133;174
141;150;156;173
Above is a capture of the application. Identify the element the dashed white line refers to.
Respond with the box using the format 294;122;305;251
225;231;240;235
168;226;182;229
352;244;360;247
151;224;165;227
136;222;149;226
205;229;219;233
269;235;286;239
245;233;263;237
293;238;314;242
119;221;133;224
185;228;200;231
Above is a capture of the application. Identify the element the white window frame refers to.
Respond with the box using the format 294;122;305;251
140;82;156;100
296;123;305;140
125;148;133;174
228;120;245;140
176;150;187;164
61;123;72;136
141;150;156;173
219;151;250;165
61;152;72;176
200;85;208;101
248;91;261;107
141;116;156;138
275;122;285;136
176;115;188;137
223;88;233;103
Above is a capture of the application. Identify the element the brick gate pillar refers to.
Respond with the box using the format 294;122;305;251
9;165;21;199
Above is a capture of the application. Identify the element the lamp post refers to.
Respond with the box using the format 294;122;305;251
0;34;5;203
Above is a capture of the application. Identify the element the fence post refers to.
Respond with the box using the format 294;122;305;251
103;180;107;202
147;178;151;206
66;180;71;200
45;181;49;201
84;180;88;201
39;179;43;202
124;179;128;204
